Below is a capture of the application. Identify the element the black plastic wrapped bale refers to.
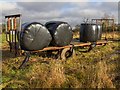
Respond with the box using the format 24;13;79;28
19;22;52;51
80;23;99;42
45;21;73;46
97;24;102;40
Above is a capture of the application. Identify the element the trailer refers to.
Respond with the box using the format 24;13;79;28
18;39;107;68
4;14;108;69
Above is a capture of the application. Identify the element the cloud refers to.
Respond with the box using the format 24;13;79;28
0;2;17;11
17;2;68;12
99;0;119;2
3;0;119;2
1;2;118;26
16;0;89;2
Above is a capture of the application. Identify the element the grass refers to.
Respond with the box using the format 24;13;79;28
1;32;120;88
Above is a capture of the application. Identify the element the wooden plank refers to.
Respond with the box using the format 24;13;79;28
74;42;91;47
31;40;107;53
7;18;10;31
13;17;17;30
32;45;72;52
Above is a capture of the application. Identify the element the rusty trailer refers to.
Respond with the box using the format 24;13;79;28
4;14;108;69
19;40;107;68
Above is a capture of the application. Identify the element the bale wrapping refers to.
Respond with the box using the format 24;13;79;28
45;21;73;46
19;22;52;51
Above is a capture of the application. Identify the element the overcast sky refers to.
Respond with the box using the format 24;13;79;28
0;0;119;26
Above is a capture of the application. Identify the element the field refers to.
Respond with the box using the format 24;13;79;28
1;32;120;88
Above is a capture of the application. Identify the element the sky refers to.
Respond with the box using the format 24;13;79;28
0;0;119;26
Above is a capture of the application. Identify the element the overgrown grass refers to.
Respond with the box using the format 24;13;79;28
1;32;120;89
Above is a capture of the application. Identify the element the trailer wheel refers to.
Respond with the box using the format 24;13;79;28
61;48;75;60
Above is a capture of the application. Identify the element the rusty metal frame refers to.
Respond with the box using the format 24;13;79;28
92;19;115;40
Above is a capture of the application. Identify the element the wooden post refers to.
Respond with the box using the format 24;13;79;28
105;20;108;40
112;19;115;39
5;18;8;42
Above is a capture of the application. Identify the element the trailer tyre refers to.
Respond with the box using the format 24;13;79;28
61;48;76;60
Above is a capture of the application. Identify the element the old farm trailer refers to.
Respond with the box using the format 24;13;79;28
5;14;109;68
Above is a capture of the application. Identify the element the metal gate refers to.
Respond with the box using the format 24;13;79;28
5;14;21;56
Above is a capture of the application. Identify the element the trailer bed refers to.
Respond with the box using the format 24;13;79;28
32;40;107;52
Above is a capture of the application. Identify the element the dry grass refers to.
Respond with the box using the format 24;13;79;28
1;32;120;88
